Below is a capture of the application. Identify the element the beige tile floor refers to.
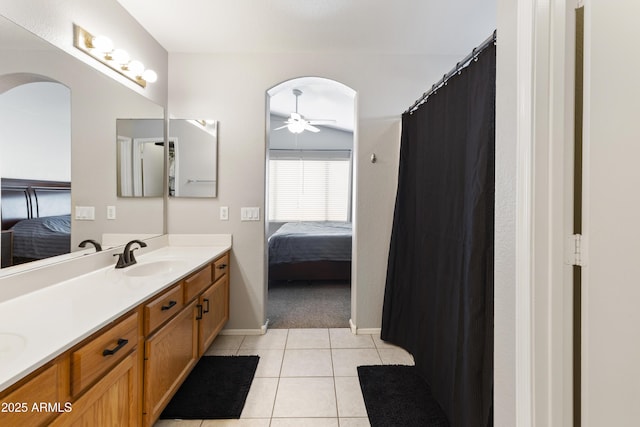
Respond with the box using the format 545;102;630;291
154;328;414;427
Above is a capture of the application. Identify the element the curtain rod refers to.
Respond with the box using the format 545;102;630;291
404;30;497;115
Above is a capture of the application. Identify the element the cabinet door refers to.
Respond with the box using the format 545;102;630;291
50;350;138;427
0;359;69;427
143;299;198;426
198;274;229;356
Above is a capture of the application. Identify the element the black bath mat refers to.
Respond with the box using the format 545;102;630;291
160;355;259;419
358;365;449;427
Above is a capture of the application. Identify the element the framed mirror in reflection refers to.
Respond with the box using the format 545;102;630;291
116;119;164;198
0;15;165;273
169;119;218;198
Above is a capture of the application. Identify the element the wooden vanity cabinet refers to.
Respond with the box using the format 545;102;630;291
0;309;141;427
0;250;230;427
143;298;198;424
142;251;230;426
0;358;70;427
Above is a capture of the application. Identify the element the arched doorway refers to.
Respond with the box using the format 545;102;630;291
265;76;357;329
0;73;71;268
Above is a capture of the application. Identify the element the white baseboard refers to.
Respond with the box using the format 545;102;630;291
219;329;263;336
349;318;381;336
356;327;381;335
222;320;380;336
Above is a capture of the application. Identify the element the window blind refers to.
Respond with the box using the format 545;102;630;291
268;150;351;221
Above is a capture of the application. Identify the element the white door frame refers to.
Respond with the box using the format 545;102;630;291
500;0;578;426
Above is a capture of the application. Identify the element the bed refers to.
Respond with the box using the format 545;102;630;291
1;178;71;266
268;221;352;283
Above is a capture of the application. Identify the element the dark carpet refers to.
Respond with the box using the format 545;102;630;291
160;355;259;420
358;365;449;427
267;281;350;328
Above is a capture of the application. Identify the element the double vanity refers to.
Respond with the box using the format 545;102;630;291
0;234;231;426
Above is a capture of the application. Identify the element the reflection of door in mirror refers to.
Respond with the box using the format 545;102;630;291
135;139;164;197
116;119;164;198
0;79;71;268
169;119;217;198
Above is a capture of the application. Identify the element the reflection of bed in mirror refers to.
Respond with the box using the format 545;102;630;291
268;221;352;283
1;178;71;266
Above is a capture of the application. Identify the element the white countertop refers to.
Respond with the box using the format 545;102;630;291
0;241;230;392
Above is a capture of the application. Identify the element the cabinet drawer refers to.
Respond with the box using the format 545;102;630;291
213;253;229;282
183;265;212;303
71;312;138;397
0;362;68;427
144;285;184;335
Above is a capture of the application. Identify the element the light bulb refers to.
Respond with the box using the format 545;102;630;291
142;69;158;83
110;49;130;65
127;60;144;76
91;35;113;53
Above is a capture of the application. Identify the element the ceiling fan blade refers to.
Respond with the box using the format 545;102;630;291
307;119;336;125
273;125;289;131
304;123;321;133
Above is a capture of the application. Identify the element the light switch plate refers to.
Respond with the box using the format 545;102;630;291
240;207;260;221
75;206;95;221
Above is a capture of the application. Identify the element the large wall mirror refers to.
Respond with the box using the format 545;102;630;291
0;15;165;274
114;118;218;198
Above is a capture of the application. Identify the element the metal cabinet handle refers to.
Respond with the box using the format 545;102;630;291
102;338;128;357
203;298;210;313
196;304;203;320
161;300;177;311
217;263;227;269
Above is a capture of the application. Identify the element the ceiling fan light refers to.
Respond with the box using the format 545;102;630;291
288;122;305;134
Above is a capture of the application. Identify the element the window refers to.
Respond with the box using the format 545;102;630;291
268;150;351;222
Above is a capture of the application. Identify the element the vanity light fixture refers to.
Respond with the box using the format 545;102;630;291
73;24;158;88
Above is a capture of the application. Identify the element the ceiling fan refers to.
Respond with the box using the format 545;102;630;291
274;88;335;134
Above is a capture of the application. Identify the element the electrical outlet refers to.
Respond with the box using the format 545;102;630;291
107;205;116;220
220;206;229;221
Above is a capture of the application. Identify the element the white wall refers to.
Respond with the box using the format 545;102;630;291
0;82;70;181
167;52;458;330
582;1;640;425
494;0;517;424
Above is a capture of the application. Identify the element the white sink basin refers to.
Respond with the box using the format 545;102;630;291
0;333;26;362
123;260;188;277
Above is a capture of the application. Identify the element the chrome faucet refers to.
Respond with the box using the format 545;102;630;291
114;239;147;269
78;239;102;252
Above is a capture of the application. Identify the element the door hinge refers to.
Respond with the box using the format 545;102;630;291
566;234;583;266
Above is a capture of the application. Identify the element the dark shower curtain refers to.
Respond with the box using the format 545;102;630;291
381;43;495;427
